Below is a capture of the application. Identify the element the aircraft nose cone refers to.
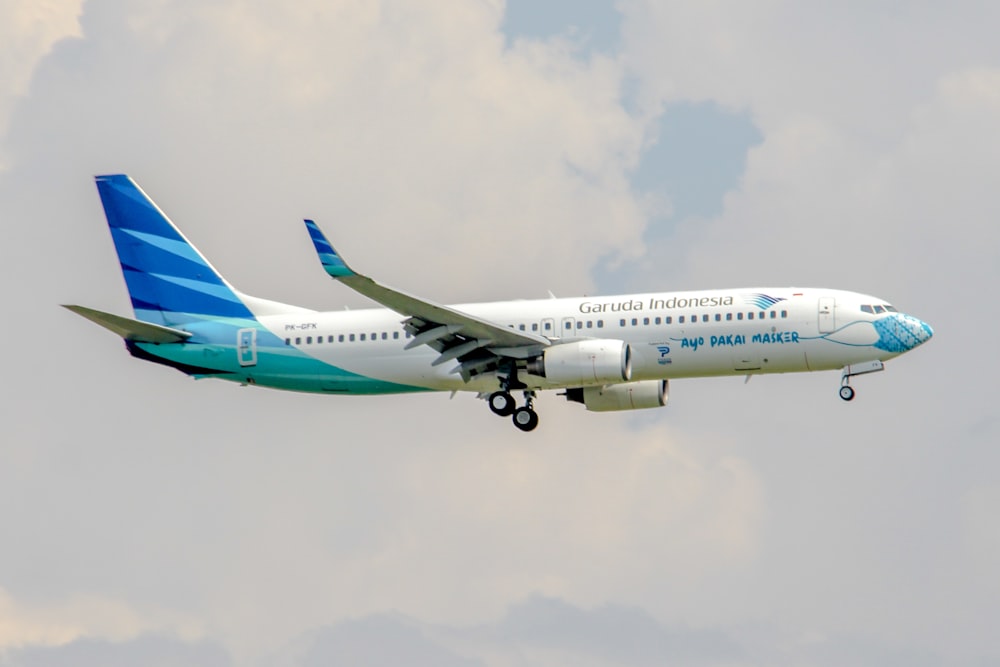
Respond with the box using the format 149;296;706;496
873;313;933;353
920;319;934;341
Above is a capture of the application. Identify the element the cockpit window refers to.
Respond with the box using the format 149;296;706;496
861;305;874;314
884;305;898;312
873;305;885;314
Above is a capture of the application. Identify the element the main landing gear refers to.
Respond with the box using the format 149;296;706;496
489;389;539;432
486;363;540;432
839;360;885;401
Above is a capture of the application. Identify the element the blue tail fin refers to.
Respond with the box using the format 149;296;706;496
95;175;254;325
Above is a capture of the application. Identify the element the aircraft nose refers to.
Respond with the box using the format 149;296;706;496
873;313;933;353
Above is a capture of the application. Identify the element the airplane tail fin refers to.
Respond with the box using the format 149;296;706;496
94;174;256;326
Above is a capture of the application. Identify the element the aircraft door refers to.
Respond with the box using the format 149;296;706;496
818;297;836;334
237;328;257;366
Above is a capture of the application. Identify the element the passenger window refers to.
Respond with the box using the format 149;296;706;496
631;318;638;326
544;322;552;331
781;310;787;318
339;334;345;342
861;305;874;314
295;337;301;344
586;320;593;329
726;313;733;321
284;338;290;345
306;336;313;344
737;313;743;320
519;324;525;331
349;334;356;342
393;332;399;340
620;319;626;327
690;314;696;323
665;316;672;324
702;314;709;322
576;321;583;329
679;316;685;324
382;332;388;340
597;320;604;328
643;317;650;325
748;312;754;320
316;336;322;344
565;321;572;330
770;311;776;319
360;334;366;341
715;314;721;322
655;317;661;325
532;323;538;331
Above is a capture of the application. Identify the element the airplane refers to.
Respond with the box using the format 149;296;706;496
64;174;934;432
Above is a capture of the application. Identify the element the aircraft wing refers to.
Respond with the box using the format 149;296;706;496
304;220;550;379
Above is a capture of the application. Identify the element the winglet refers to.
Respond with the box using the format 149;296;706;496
304;220;356;278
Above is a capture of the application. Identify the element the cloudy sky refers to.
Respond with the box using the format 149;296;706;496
1;1;998;665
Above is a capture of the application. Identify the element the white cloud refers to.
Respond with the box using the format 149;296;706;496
0;0;82;169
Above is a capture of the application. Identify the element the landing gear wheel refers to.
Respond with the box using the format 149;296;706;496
512;407;539;432
488;391;515;417
839;385;856;401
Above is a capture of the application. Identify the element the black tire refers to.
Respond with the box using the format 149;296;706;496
512;407;539;432
489;391;515;417
839;385;856;401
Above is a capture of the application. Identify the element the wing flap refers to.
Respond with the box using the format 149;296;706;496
62;305;192;343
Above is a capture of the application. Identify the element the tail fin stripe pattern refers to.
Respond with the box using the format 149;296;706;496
96;174;254;323
109;233;220;283
154;274;248;303
115;228;212;267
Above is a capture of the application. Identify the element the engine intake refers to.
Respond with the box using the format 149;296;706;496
526;339;631;386
565;380;669;412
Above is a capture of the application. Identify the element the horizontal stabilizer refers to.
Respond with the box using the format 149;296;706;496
62;305;192;343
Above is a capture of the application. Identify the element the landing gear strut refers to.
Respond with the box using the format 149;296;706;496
839;360;884;401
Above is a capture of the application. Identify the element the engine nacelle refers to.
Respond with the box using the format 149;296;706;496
526;339;632;386
565;380;669;412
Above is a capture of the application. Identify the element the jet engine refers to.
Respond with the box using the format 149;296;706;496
526;339;631;386
564;380;669;412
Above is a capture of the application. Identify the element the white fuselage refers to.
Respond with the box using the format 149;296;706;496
256;287;926;394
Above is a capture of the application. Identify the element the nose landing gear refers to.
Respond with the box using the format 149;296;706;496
838;360;884;401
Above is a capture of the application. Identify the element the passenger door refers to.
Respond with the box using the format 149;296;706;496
818;297;836;334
